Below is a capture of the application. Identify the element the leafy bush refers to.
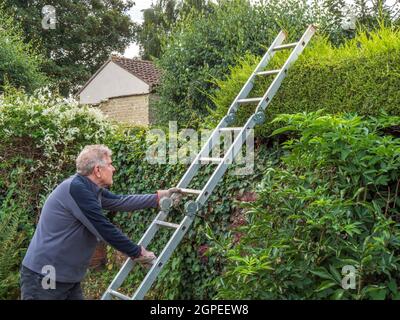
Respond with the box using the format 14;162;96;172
206;26;400;137
0;186;33;300
0;87;115;204
0;88;116;299
211;111;400;300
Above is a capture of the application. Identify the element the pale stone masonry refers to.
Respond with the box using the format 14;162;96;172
99;94;152;126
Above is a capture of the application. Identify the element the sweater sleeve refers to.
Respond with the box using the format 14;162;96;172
101;188;158;211
70;181;141;258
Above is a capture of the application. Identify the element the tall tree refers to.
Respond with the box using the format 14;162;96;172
135;0;211;60
0;6;46;92
137;0;179;60
154;0;315;127
1;0;137;95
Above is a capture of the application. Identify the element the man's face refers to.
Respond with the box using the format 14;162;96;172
98;155;116;187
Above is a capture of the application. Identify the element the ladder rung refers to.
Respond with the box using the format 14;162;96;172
219;127;243;132
237;97;262;104
256;69;281;76
180;188;202;195
155;220;180;229
108;289;130;300
273;42;298;51
199;157;223;164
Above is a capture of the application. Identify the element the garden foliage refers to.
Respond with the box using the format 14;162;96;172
0;20;399;300
211;111;400;299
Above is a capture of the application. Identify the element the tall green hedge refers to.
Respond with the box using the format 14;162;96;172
206;26;400;136
0;88;268;299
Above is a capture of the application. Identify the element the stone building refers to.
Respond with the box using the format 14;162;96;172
77;56;161;126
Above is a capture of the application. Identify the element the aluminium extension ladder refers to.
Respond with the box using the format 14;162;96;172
102;25;316;300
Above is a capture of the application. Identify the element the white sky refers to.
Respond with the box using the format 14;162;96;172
124;0;154;58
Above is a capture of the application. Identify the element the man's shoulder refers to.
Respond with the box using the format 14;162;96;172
69;174;100;206
70;174;92;193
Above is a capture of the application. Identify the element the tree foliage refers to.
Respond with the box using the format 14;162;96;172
0;0;137;95
0;7;46;92
136;0;212;60
154;0;315;127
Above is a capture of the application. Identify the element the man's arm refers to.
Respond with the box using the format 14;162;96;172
100;188;158;212
70;182;141;258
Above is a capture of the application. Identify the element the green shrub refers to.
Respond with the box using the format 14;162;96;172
0;186;33;300
211;111;400;299
206;26;400;137
0;88;116;299
0;87;115;204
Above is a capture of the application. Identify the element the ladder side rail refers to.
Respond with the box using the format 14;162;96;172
177;116;229;188
227;31;286;115
101;210;168;300
256;25;316;113
196;117;257;206
131;215;195;300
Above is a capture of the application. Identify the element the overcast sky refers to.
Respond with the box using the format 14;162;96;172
124;0;154;58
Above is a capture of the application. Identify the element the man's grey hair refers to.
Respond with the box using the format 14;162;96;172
76;144;112;176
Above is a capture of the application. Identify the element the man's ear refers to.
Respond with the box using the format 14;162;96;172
94;165;101;178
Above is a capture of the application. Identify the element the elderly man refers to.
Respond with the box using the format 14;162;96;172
20;144;181;300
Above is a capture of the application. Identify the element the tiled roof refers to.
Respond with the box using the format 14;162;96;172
111;56;161;89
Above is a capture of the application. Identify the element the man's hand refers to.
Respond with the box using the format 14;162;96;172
157;187;183;207
132;246;157;269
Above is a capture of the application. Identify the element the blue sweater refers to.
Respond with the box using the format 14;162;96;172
22;174;158;283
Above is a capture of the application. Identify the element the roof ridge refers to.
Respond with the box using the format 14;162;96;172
109;55;161;88
111;55;154;64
